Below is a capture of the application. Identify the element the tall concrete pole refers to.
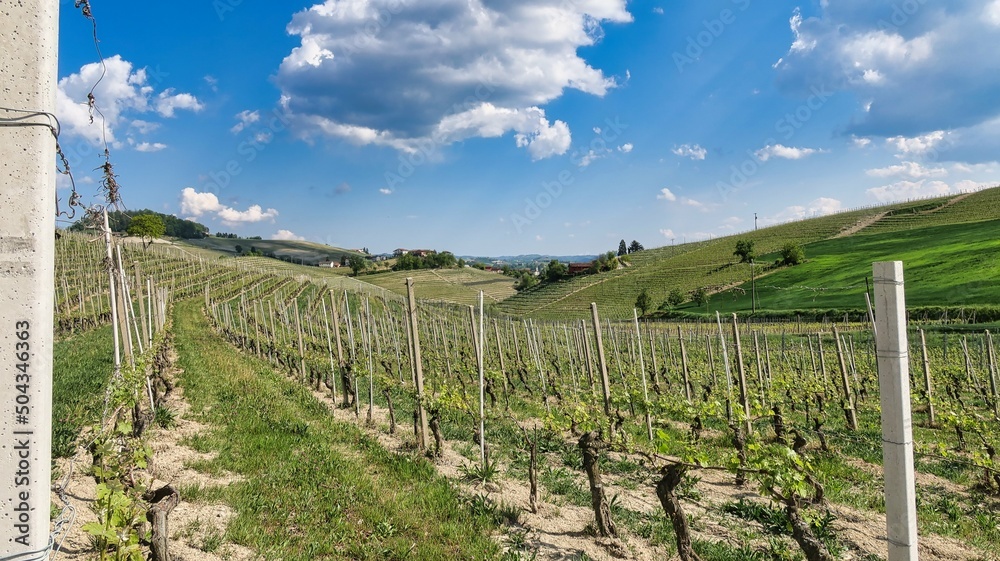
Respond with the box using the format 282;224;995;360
872;262;918;561
1;0;59;555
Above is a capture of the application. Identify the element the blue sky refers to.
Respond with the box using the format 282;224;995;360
56;0;1000;255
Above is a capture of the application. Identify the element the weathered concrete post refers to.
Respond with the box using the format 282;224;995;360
872;262;918;561
1;0;59;556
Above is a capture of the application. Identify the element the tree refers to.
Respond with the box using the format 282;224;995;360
635;288;651;316
234;244;243;255
734;239;756;263
629;240;644;253
618;239;628;257
515;272;538;291
666;288;685;308
544;259;568;282
781;243;805;266
340;255;348;267
126;214;165;248
348;255;369;276
692;287;709;308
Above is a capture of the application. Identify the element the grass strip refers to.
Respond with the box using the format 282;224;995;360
171;300;501;560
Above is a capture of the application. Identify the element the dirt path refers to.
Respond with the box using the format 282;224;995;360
832;211;890;238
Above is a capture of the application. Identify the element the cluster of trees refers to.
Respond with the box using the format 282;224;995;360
617;239;644;256
233;245;264;257
734;238;805;266
632;238;807;316
392;251;458;271
71;210;209;239
590;251;620;273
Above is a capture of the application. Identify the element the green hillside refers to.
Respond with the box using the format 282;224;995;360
361;268;517;306
497;187;1000;320
182;237;366;266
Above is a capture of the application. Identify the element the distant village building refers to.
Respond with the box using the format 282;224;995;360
393;248;409;257
567;262;592;275
317;261;341;268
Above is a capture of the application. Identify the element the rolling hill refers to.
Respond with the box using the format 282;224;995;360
496;186;1000;320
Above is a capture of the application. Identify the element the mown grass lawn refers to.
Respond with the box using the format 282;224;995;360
171;300;501;560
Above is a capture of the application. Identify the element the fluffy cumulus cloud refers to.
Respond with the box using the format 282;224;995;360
57;55;203;149
866;161;947;179
231;110;261;134
773;2;1000;146
866;178;995;202
273;229;306;241
764;197;843;225
275;0;631;159
671;143;706;160
179;188;279;227
656;187;677;201
755;144;824;162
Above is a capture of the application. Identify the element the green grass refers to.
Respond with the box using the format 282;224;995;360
707;218;1000;316
362;268;517;306
171;300;501;560
497;187;1000;320
52;326;114;457
181;237;366;266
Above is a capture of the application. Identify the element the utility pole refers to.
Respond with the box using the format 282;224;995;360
754;213;758;231
1;0;59;556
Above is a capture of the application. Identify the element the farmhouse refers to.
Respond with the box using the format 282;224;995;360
568;262;592;275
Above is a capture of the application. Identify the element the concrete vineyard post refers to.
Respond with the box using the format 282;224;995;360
590;303;613;418
715;313;734;424
406;279;429;450
321;298;338;403
872;261;919;561
0;0;58;554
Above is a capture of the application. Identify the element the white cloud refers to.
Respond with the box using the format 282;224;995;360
273;229;306;241
179;188;223;216
866;161;947;179
886;131;946;156
671;143;707;160
618;143;633;153
57;55;202;147
379;188;393;195
653;7;664;15
986;0;1000;26
763;197;843;225
155;89;204;118
135;142;167;153
866;180;952;202
231;110;261;134
276;0;631;159
656;188;677;201
774;3;1000;140
659;228;675;238
217;205;279;225
755;144;824;162
851;136;871;148
179;188;279;226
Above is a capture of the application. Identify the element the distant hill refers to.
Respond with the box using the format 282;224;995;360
496;186;1000;321
181;237;366;266
461;254;599;267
